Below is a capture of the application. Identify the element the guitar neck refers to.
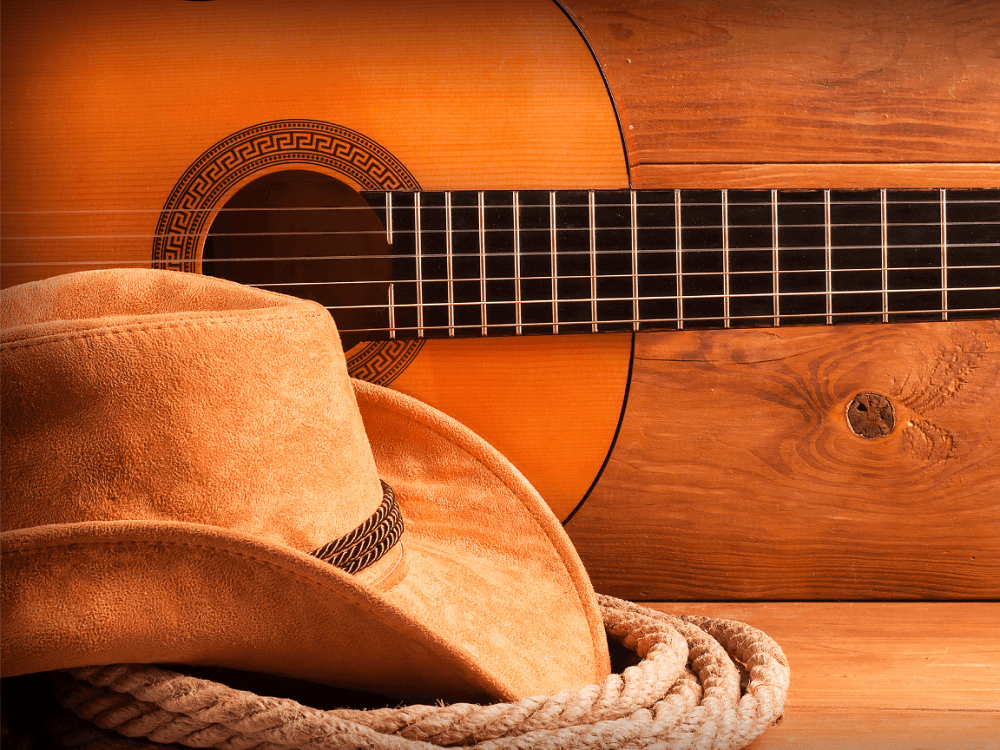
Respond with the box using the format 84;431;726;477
357;188;999;340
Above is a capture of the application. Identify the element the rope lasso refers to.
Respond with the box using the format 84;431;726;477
46;596;789;750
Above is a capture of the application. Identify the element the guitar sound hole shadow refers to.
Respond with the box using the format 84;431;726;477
203;170;391;350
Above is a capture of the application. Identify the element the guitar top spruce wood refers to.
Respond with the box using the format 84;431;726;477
2;0;997;600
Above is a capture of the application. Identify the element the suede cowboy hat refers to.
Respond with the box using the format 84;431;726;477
0;269;610;702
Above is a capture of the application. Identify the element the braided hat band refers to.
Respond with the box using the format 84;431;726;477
310;481;403;574
45;597;788;750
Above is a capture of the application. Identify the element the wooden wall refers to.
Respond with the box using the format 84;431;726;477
561;0;1000;188
560;0;1000;600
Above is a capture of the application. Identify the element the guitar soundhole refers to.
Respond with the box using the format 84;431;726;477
202;170;391;350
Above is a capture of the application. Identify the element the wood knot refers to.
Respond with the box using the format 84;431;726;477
847;392;895;439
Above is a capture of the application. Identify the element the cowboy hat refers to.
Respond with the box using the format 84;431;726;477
0;269;610;702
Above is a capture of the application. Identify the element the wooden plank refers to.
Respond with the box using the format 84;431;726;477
651;603;1000;711
637;163;1000;190
649;603;1000;748
749;709;999;749
567;320;1000;600
561;1;1000;179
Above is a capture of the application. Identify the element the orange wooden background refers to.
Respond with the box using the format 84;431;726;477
562;0;1000;188
558;0;1000;600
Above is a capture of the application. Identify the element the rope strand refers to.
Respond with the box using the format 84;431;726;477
47;597;788;750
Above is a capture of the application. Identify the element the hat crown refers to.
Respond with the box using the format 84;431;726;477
1;270;385;553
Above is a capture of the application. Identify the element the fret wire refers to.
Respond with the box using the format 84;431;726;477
414;191;424;337
478;191;487;337
630;189;639;331
388;283;396;340
675;189;684;330
772;189;780;326
514;191;522;335
722;188;730;329
445;191;455;337
824;189;833;325
550;191;559;334
325;284;1000;314
589;190;598;333
941;188;949;322
880;188;889;323
385;192;393;245
336;304;1000;336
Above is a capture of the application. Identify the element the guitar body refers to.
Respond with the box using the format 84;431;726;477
3;0;998;598
1;0;632;519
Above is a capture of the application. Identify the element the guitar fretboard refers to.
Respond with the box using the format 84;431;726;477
354;188;998;339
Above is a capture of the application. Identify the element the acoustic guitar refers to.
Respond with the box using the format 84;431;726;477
3;0;997;600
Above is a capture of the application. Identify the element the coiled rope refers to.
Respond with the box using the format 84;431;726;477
47;596;789;749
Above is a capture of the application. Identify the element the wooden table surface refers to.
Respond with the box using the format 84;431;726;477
647;602;1000;748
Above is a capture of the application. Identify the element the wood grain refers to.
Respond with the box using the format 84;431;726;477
747;710;1000;750
567;320;1000;600
637;162;1000;189
390;334;632;520
653;602;1000;748
0;0;633;518
561;0;1000;185
1;0;627;288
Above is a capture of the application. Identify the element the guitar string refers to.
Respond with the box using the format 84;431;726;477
2;196;997;214
5;241;997;267
236;264;1000;285
276;292;1000;328
4;268;993;323
99;279;980;310
5;218;998;241
314;285;999;311
6;258;991;314
8;266;990;292
323;306;1000;337
7;190;995;320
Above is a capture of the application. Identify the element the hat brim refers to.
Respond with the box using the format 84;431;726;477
1;378;608;702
